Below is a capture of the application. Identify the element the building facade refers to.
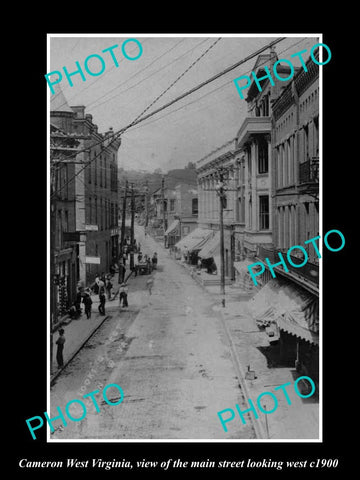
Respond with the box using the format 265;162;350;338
71;106;121;285
233;49;295;288
196;139;238;278
164;183;198;248
50;88;121;296
253;50;320;383
50;121;81;318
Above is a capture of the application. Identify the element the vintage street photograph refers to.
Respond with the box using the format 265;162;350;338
47;34;321;441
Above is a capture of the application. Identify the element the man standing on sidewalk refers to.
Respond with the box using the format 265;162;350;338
56;328;66;369
83;292;93;319
118;261;126;284
98;290;106;315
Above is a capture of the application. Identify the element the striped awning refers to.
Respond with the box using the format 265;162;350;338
248;278;319;344
164;219;179;236
175;228;213;252
198;231;220;259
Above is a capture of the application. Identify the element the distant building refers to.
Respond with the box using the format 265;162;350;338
164;183;198;248
148;183;198;246
196;139;238;277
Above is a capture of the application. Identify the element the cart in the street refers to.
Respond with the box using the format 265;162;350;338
137;260;152;275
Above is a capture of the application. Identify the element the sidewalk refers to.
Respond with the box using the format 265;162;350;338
50;235;154;387
51;273;124;386
168;247;320;440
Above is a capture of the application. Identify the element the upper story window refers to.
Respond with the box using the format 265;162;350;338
192;198;198;215
258;137;268;174
259;195;269;230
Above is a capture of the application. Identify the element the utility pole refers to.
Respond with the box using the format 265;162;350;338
215;169;227;308
130;183;135;270
144;180;149;228
50;167;58;375
161;176;167;246
120;179;128;261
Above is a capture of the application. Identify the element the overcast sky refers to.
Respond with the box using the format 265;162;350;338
49;34;320;172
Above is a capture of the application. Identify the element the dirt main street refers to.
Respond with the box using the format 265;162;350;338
49;226;256;440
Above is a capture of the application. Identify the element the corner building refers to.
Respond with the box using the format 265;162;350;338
233;49;294;289
251;50;320;384
50;88;121;291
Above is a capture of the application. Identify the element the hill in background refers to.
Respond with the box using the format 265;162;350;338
118;162;197;194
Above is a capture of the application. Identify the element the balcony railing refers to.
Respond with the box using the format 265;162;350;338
257;245;319;286
299;157;319;184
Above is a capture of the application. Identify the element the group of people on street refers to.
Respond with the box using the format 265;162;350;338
56;241;158;370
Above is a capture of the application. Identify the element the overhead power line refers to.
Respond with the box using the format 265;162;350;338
51;37;288;198
52;36;286;170
51;37;222;198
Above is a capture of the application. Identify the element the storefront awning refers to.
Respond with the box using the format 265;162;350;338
247;278;319;344
164;219;179;236
198;231;220;259
175;227;213;252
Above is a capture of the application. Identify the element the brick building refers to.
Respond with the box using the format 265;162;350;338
50;87;121;296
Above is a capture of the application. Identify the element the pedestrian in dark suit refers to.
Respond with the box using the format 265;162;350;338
98;292;106;315
118;261;126;284
83;293;93;319
56;328;65;368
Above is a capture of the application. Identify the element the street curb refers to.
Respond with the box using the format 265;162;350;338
216;310;268;440
177;258;268;439
50;314;110;387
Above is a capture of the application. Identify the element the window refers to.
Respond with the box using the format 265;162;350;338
94;151;97;186
264;94;269;116
192;198;198;215
89;197;92;224
314;116;319;157
287;139;292;185
259;195;269;230
258;138;268;174
169;199;175;211
304;125;309;162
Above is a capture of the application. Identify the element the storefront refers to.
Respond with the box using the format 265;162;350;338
175;227;213;264
110;227;119;264
54;247;78;319
164;219;180;248
247;277;319;383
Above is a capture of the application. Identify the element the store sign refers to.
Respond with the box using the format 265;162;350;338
63;231;80;242
85;256;101;264
85;224;98;231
